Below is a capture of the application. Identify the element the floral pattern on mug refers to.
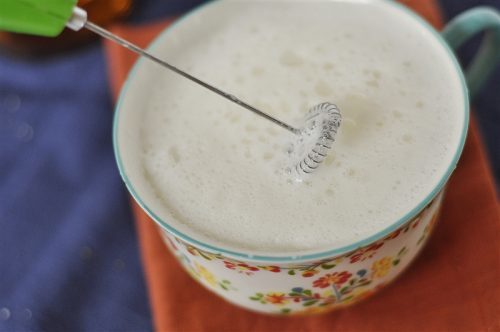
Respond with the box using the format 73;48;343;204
178;237;346;277
159;194;441;314
249;268;372;313
248;247;409;314
417;211;439;245
185;244;225;261
223;261;260;275
371;257;393;278
186;261;236;292
347;242;384;263
172;209;428;280
312;271;352;288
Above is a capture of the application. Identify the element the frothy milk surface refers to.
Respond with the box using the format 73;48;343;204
118;0;464;255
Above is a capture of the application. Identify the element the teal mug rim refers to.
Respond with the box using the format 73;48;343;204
112;0;470;262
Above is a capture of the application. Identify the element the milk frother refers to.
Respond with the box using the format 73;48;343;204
0;0;342;175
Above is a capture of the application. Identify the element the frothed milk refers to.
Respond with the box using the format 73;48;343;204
118;1;464;255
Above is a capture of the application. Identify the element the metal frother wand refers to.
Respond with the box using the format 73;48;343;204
0;1;341;176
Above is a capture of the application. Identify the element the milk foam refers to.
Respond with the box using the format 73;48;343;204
119;0;464;255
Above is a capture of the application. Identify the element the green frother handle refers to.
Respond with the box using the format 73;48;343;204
0;0;78;37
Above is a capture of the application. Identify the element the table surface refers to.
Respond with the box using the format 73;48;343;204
0;1;498;331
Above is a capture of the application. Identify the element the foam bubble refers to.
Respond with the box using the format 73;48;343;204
314;80;333;97
279;50;304;67
245;124;257;132
252;67;265;76
365;80;379;88
323;62;335;70
263;152;274;160
402;134;413;143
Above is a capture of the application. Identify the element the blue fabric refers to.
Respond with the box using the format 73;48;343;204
0;1;497;331
0;43;152;331
0;1;204;331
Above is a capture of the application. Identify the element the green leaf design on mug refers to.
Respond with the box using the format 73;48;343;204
303;300;318;306
321;263;336;269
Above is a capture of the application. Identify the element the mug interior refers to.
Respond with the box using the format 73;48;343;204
113;0;469;262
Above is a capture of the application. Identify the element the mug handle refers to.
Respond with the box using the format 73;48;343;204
442;7;500;98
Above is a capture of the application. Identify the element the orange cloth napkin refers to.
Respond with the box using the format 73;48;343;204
105;1;500;330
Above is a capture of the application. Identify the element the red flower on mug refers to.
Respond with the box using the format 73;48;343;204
302;270;320;278
260;265;281;273
313;271;352;288
223;261;259;272
348;242;384;263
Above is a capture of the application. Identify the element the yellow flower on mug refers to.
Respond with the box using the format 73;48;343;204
371;257;393;278
194;262;217;287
